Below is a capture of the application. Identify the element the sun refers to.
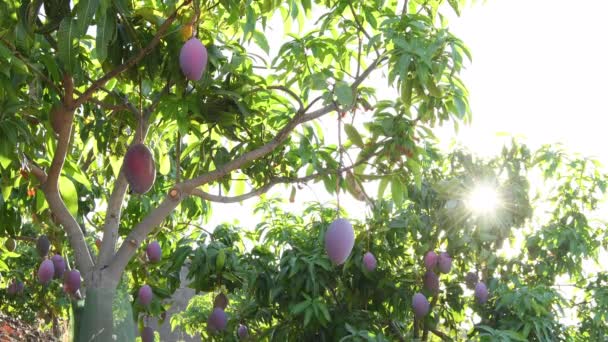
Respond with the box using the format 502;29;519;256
466;184;500;216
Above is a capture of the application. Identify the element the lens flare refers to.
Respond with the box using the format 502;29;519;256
466;185;499;216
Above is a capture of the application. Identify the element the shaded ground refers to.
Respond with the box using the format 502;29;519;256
0;311;58;342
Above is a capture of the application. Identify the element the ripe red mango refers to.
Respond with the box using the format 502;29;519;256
424;251;438;270
324;218;355;265
362;252;377;271
423;271;439;294
7;280;24;296
52;254;66;279
437;252;452;274
64;269;81;294
412;292;430;318
237;324;248;339
138;284;153;306
146;241;161;263
38;259;55;284
124;143;156;194
179;38;208;81
475;282;489;304
207;307;228;332
37;235;51;258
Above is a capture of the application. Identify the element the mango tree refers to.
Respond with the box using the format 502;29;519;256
4;0;604;341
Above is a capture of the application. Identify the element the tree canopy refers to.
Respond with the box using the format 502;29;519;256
1;0;607;341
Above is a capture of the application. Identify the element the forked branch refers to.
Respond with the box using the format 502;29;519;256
31;102;95;276
98;80;173;266
106;55;384;279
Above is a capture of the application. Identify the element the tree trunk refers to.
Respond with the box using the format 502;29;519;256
75;285;135;342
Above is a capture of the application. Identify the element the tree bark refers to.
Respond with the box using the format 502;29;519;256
77;285;135;342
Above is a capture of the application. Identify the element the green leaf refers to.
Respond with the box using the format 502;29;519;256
96;7;116;62
234;179;246;196
318;302;331;322
253;31;270;54
426;78;442;97
109;155;122;178
0;152;11;169
343;123;364;148
335;81;354;107
303;307;313;327
64;160;92;191
75;0;100;36
290;300;310;315
59;176;79;217
244;5;256;39
391;176;404;208
398;53;411;83
58;17;78;73
401;77;413;107
302;0;312;14
159;148;170;176
447;0;461;15
310;73;328;90
378;178;389;198
36;190;48;213
364;8;377;29
289;185;296;202
453;95;466;116
406;158;422;189
1;184;11;201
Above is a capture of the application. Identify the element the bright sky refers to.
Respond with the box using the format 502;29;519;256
207;0;608;228
188;0;608;330
440;0;608;161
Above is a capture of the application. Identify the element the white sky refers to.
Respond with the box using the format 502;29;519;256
439;0;608;160
207;0;608;228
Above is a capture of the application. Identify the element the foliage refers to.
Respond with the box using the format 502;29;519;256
169;142;608;341
0;0;607;340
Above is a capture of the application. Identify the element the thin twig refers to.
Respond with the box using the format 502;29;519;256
347;1;380;58
430;328;451;341
191;155;377;204
268;85;305;113
74;0;192;108
176;132;181;183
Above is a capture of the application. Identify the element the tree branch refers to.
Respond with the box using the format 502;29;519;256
191;184;272;203
106;55;384;280
106;196;181;279
97;81;172;266
35;100;95;276
25;159;48;184
402;0;409;16
430;328;451;341
267;85;304;113
347;1;380;58
11;236;37;243
73;0;191;108
191;155;375;203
